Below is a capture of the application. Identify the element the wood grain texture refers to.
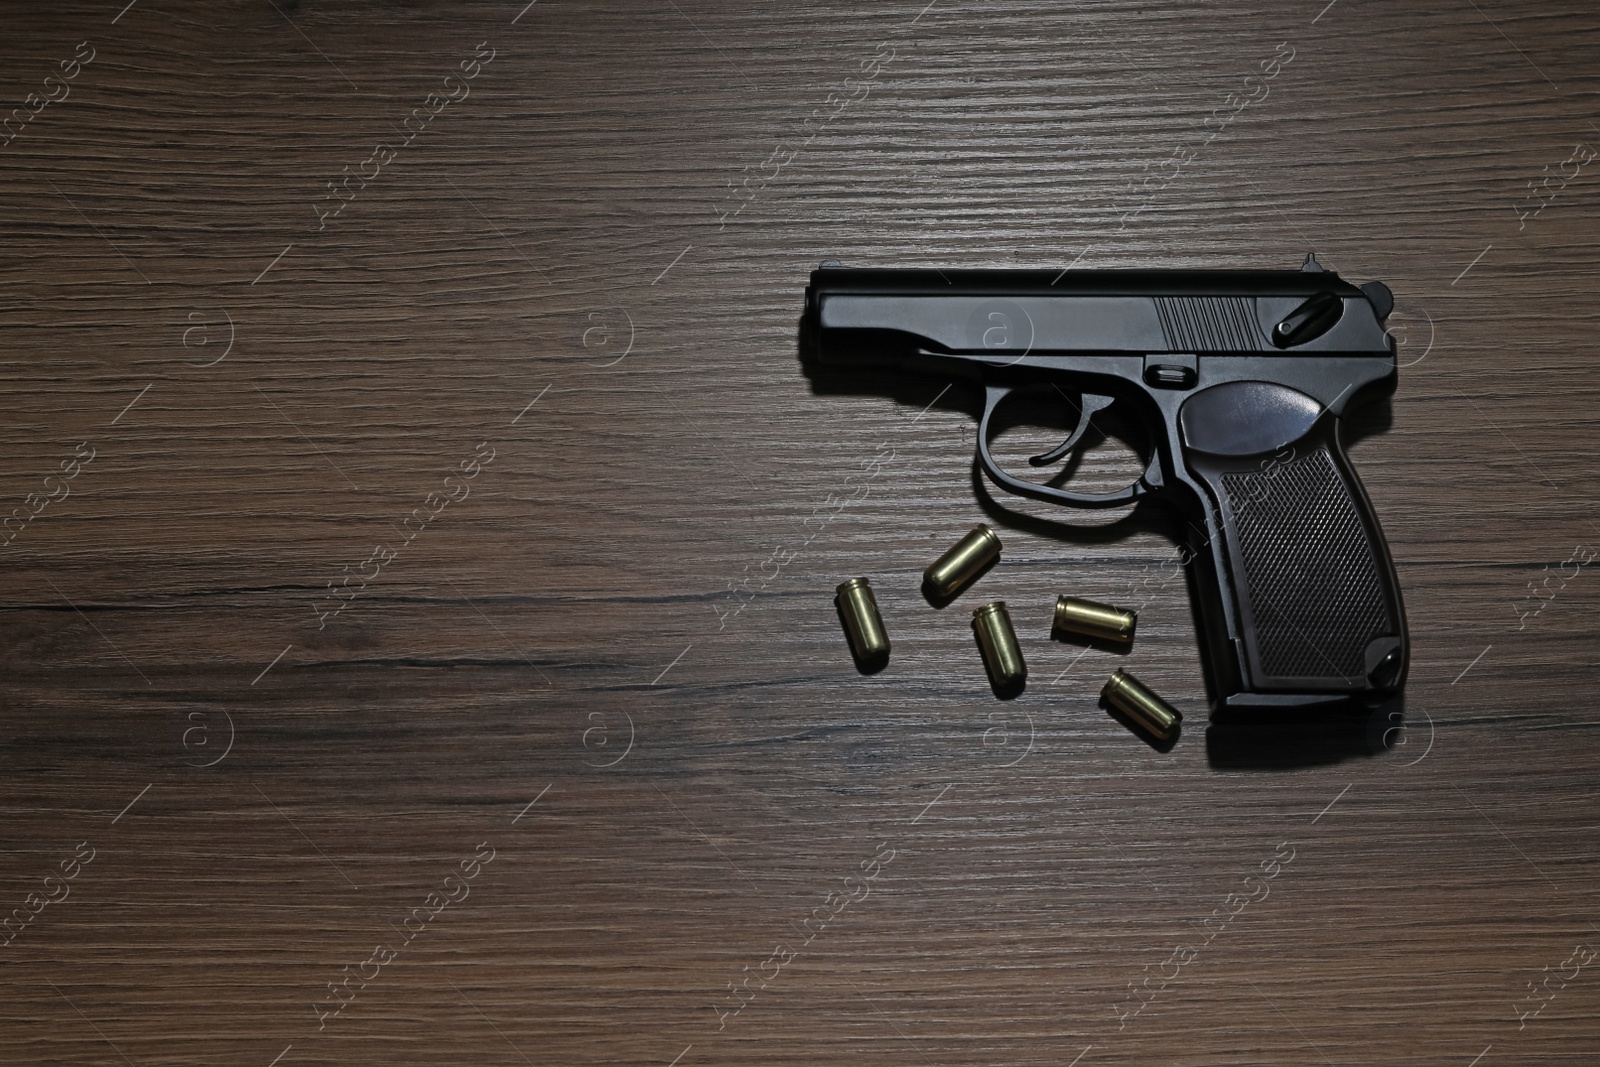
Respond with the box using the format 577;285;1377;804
2;1;1599;1065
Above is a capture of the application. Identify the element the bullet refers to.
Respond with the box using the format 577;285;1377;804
1053;595;1137;646
1101;668;1183;741
924;523;1002;598
835;577;890;663
972;601;1026;688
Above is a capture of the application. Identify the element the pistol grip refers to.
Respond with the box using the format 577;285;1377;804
1181;407;1408;708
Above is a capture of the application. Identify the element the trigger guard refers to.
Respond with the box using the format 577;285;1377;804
978;384;1153;509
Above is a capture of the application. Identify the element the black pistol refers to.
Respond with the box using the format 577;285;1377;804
801;255;1407;712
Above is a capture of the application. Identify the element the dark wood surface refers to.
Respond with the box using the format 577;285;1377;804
3;1;1599;1064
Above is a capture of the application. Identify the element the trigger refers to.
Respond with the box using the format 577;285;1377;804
1029;394;1115;467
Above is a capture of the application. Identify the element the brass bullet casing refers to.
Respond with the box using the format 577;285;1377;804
1053;595;1137;646
924;524;1002;599
836;577;891;662
1102;668;1183;741
971;601;1026;689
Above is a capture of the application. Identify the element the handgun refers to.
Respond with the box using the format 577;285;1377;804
801;254;1407;712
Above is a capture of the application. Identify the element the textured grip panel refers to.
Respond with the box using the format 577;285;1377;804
1220;447;1392;680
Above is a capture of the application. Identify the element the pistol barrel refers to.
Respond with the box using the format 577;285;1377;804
803;262;1394;366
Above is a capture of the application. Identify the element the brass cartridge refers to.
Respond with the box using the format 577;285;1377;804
1101;668;1183;741
924;524;1002;598
1053;595;1137;646
972;601;1026;688
835;577;890;662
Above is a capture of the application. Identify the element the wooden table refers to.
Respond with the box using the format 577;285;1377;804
2;2;1597;1064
